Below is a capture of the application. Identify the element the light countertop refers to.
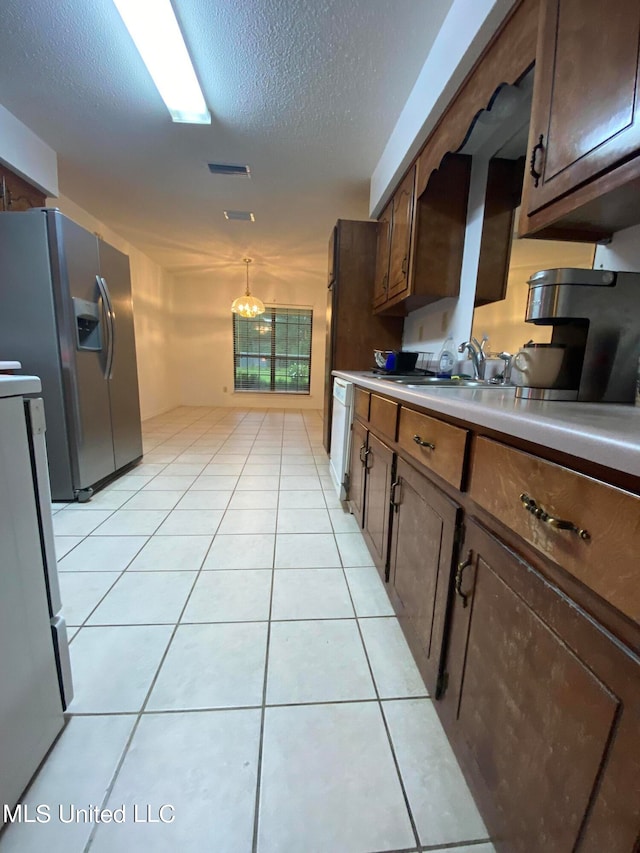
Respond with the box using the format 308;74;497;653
0;375;41;399
333;371;640;478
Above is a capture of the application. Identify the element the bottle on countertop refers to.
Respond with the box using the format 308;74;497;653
437;336;457;378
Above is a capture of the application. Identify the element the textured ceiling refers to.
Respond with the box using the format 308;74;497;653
0;0;453;277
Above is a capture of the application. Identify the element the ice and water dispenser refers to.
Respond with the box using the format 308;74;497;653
72;297;102;352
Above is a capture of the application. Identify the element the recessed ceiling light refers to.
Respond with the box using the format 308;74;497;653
223;211;256;222
208;163;251;177
112;0;211;124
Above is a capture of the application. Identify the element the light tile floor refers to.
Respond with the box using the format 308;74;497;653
0;406;494;853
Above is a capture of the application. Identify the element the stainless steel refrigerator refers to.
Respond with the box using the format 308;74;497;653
0;208;143;501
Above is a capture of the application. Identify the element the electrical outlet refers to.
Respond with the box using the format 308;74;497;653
222;386;227;393
441;311;449;333
418;324;424;340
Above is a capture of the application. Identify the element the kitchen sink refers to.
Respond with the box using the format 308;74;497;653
380;376;508;389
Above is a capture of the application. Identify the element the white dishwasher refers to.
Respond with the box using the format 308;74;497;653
329;377;354;500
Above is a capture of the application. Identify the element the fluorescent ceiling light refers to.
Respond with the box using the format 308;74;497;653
224;210;256;222
112;0;211;124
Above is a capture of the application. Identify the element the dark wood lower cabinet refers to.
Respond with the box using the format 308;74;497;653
388;458;461;697
362;433;393;579
439;518;640;853
347;419;367;528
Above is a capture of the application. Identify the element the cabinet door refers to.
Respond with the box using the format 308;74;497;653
441;519;640;853
523;0;640;218
362;433;394;578
373;205;392;307
348;419;367;528
389;458;461;696
387;167;416;299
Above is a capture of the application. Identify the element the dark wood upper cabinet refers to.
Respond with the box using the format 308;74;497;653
386;168;416;300
441;518;640;853
373;168;415;312
0;165;46;212
327;225;337;287
475;157;525;306
409;154;471;308
374;155;471;315
373;205;392;308
520;0;640;239
388;457;461;697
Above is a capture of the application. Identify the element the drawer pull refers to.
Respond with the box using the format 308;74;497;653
455;551;473;608
359;443;367;464
413;434;435;450
529;134;544;187
390;479;402;512
520;493;590;540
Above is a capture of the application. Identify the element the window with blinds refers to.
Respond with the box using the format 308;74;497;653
233;307;313;393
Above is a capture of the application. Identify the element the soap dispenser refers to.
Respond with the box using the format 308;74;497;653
437;336;457;378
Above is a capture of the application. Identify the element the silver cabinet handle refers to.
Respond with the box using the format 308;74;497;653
413;435;435;450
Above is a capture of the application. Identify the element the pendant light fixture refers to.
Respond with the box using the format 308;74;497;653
231;258;265;318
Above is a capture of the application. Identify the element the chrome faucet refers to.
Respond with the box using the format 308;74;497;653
458;337;487;380
497;351;513;385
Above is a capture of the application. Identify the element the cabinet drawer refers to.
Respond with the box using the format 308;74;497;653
369;394;398;441
469;437;640;623
354;388;370;422
397;407;467;489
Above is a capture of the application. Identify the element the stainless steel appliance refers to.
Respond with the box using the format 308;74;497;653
0;376;68;823
518;267;640;402
329;376;354;500
0;209;143;500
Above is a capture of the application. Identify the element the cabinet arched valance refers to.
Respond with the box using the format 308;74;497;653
415;0;538;199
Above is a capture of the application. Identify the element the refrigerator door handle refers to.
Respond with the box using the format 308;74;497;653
96;275;115;379
101;276;116;380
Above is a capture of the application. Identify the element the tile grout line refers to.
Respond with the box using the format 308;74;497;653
80;406;253;851
67;693;427;717
336;517;423;853
83;460;220;853
250;413;281;853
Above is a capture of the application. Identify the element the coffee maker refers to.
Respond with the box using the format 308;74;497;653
516;268;640;403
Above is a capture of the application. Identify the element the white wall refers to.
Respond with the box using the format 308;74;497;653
472;238;595;356
54;195;179;421
593;222;640;272
402;157;490;366
173;263;326;409
0;104;58;196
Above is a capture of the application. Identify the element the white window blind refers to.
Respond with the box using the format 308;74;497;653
233;307;313;394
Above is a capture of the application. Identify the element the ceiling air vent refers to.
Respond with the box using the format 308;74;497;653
208;163;251;177
223;210;255;222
